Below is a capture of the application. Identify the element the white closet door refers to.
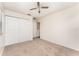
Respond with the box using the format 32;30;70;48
5;16;19;45
5;16;32;46
18;18;32;42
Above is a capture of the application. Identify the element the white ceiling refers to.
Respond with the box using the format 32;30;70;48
3;2;78;18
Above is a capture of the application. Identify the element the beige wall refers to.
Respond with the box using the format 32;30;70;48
40;5;79;51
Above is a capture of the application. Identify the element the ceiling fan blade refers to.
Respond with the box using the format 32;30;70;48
37;2;40;7
41;7;49;9
27;14;31;16
30;8;37;10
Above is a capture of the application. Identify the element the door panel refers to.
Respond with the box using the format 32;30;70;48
5;16;18;45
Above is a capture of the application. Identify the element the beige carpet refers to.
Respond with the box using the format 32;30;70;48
2;38;79;56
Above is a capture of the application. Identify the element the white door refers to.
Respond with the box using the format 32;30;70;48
5;16;32;46
5;16;18;45
18;18;32;42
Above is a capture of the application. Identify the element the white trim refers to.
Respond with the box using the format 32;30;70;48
5;15;28;20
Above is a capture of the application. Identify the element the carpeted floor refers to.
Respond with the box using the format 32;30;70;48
2;38;79;56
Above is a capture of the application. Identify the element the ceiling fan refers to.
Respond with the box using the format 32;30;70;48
30;2;49;13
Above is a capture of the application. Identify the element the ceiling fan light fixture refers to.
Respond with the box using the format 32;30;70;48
41;7;49;8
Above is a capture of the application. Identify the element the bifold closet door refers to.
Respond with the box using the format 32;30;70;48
18;18;32;42
5;16;32;45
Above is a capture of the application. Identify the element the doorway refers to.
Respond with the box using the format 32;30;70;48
37;22;40;38
33;19;40;39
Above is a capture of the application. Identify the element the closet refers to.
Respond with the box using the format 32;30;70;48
5;16;32;45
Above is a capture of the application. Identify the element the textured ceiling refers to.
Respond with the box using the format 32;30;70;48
3;2;77;18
